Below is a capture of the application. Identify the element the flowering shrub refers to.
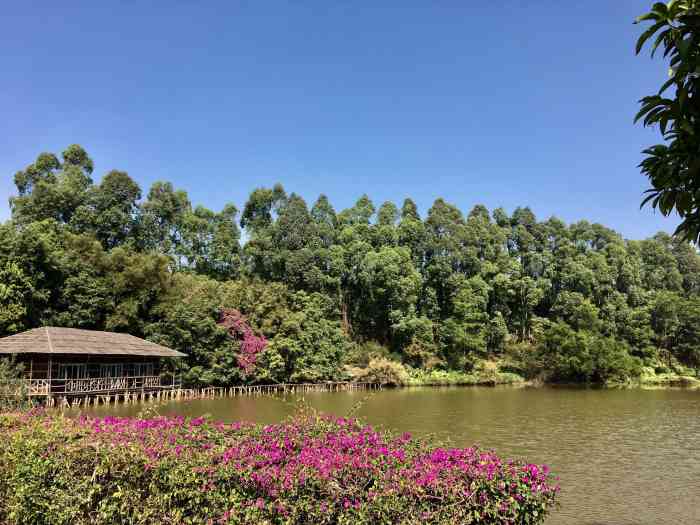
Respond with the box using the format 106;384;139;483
0;411;559;524
219;308;268;374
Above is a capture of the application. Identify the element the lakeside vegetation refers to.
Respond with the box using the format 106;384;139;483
2;145;700;388
6;4;699;394
0;410;559;524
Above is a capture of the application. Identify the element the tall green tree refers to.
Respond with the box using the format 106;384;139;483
71;170;142;248
139;181;191;258
11;145;94;225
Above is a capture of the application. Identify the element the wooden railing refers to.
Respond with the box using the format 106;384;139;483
24;376;174;396
28;379;50;396
43;382;381;408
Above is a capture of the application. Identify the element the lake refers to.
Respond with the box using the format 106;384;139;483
81;386;700;525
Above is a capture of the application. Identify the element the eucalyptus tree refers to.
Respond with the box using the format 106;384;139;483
179;204;242;279
240;184;287;279
310;194;337;248
70;170;142;249
139;181;191;260
397;198;427;269
11;145;94;225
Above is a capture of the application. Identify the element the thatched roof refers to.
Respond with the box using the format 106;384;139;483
0;327;186;358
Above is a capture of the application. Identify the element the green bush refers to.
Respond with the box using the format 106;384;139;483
0;358;30;412
347;357;410;386
408;365;525;386
533;323;642;384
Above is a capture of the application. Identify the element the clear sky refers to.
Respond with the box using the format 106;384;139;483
0;1;680;239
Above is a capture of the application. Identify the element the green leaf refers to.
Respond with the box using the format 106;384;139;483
651;28;671;56
636;20;667;54
640;191;660;208
658;76;676;94
635;12;660;24
651;2;669;16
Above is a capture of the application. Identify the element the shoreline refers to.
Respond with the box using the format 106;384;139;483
402;371;700;390
8;374;698;412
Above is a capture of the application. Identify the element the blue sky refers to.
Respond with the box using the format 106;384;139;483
0;1;679;239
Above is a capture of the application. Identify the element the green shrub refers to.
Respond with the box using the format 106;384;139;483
0;358;30;412
408;366;525;386
345;341;400;368
533;323;642;384
347;357;409;386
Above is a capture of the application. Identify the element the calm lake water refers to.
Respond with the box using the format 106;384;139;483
81;386;700;525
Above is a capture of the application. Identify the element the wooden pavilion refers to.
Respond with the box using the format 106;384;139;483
0;327;185;398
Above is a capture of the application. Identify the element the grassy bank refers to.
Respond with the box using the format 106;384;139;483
404;359;700;389
407;367;526;387
637;366;700;388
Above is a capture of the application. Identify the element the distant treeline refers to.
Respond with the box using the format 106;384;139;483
2;145;699;385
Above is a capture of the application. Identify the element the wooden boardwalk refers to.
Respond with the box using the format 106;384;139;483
45;381;381;408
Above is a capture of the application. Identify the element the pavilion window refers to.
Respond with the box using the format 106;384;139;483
133;362;154;377
58;363;88;380
100;363;124;378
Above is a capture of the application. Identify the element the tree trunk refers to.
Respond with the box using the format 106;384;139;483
340;290;351;335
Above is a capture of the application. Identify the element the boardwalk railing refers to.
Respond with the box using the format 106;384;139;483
40;381;381;408
28;379;50;396
24;375;175;397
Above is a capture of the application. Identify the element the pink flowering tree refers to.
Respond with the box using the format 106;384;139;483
219;309;267;376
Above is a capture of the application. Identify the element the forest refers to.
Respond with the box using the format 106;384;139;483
2;145;700;386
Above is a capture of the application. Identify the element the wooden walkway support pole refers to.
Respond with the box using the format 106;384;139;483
39;382;380;410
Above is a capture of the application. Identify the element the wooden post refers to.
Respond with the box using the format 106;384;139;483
47;355;53;403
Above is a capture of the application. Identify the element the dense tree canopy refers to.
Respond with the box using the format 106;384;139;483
3;146;700;385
